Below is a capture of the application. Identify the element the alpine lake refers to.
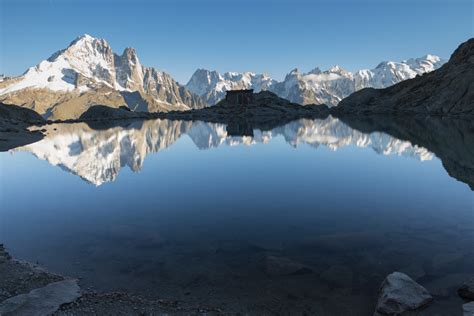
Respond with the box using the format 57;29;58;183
1;115;473;315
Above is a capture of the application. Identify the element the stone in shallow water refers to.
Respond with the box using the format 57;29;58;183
263;255;313;276
374;272;432;315
0;279;80;316
459;278;474;300
464;302;474;316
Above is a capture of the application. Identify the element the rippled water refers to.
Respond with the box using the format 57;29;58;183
1;117;473;315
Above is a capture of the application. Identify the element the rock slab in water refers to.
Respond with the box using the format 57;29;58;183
0;279;80;316
375;272;432;315
459;278;474;300
263;255;313;276
464;302;474;316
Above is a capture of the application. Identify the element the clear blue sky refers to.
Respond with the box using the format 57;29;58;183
1;0;472;83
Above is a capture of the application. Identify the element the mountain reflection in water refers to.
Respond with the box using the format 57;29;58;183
3;115;474;315
12;117;439;186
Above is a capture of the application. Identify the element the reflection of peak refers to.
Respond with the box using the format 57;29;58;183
16;120;189;185
14;118;438;186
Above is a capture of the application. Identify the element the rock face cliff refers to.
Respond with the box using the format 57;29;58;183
335;38;474;116
0;35;205;120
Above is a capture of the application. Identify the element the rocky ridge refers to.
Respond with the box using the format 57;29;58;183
335;38;474;115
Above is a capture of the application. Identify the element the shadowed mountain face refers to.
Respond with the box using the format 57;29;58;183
9;116;473;189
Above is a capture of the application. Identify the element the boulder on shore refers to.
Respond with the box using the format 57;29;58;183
459;278;474;300
464;302;474;316
374;272;432;315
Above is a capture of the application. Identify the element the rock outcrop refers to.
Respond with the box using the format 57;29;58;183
163;91;330;131
0;280;81;316
459;278;474;300
0;102;45;124
464;302;474;316
335;38;474;116
374;272;432;315
78;105;144;121
0;103;45;151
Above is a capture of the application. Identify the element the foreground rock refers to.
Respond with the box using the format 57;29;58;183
0;244;222;315
464;302;474;316
375;272;432;315
0;244;64;302
335;38;474;116
459;278;474;300
0;280;80;316
0;103;45;151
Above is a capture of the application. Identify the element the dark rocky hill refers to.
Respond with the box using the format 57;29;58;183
334;38;474;116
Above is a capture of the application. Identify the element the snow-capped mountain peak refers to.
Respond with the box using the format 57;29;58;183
0;34;205;118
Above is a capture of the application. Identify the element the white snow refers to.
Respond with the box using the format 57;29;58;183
186;55;446;106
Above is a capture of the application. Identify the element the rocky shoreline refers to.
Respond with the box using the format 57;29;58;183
2;243;473;315
0;245;223;315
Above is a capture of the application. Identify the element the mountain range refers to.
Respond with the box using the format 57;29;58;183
186;56;445;106
0;34;445;119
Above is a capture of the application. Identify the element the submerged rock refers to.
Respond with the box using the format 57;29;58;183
263;255;313;276
374;272;432;315
459;278;474;300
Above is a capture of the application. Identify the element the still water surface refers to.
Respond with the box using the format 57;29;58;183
1;117;473;314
